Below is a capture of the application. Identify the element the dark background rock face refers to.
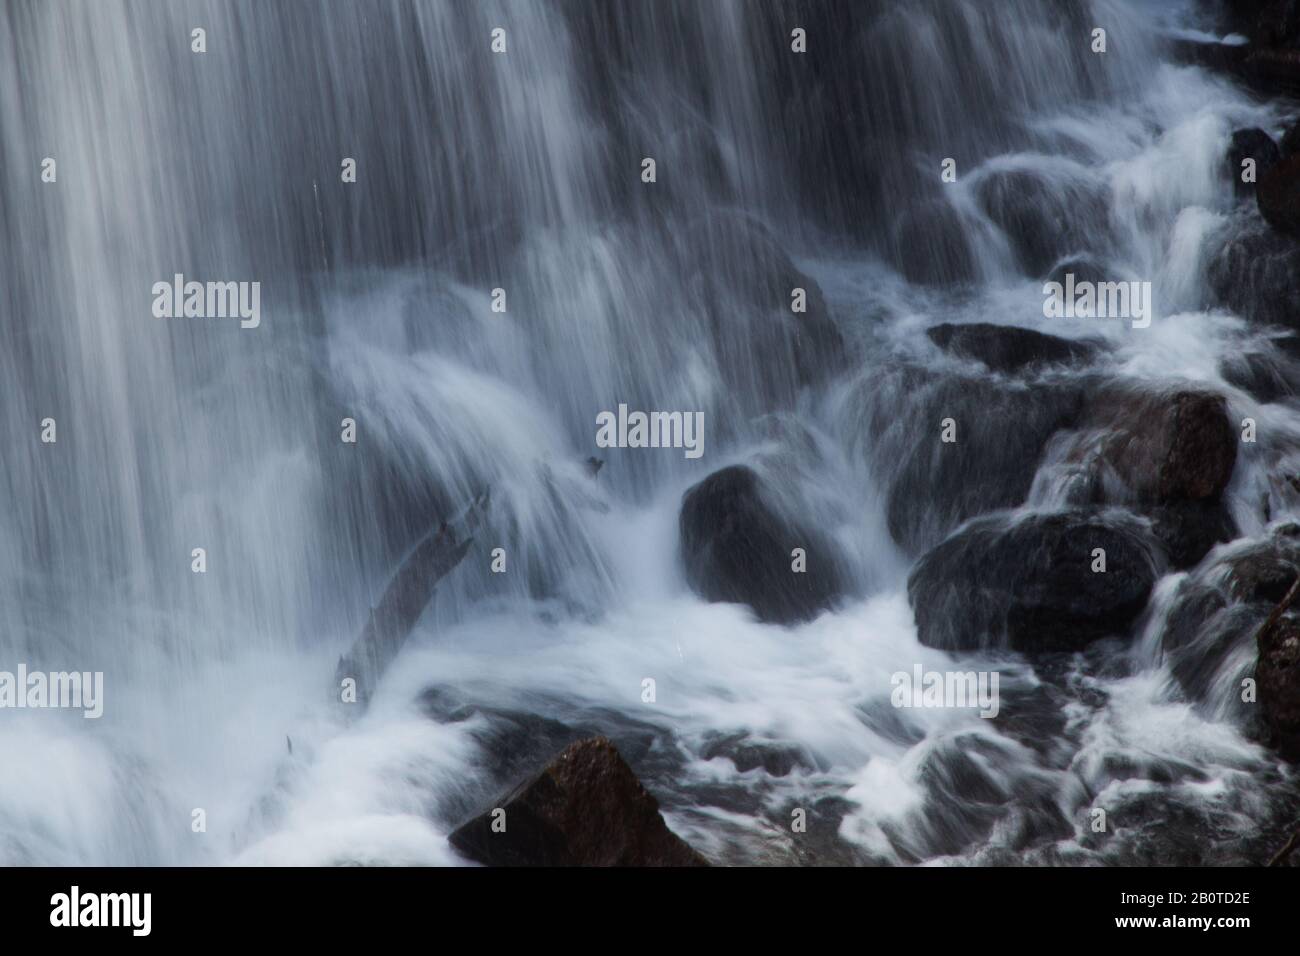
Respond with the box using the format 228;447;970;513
448;737;708;867
679;464;844;624
908;510;1161;653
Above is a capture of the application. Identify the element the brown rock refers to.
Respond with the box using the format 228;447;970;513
448;737;709;866
1083;389;1237;503
1258;613;1300;760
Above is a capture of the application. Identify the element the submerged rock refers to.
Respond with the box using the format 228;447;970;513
679;464;844;624
448;737;708;866
908;510;1161;653
926;322;1099;374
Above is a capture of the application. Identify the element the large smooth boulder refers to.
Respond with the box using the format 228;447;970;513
679;465;844;624
448;737;708;866
908;510;1161;653
926;322;1099;374
1258;152;1300;236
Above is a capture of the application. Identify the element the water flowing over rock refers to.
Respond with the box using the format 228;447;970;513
679;464;844;624
908;510;1161;653
448;737;708;867
1160;528;1300;740
926;323;1100;374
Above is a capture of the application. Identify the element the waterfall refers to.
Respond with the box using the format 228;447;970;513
1;0;1297;866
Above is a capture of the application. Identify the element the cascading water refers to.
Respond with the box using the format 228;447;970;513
2;0;1298;867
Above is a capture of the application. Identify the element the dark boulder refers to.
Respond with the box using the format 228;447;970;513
1149;499;1239;570
1061;387;1238;568
1258;613;1300;759
681;212;846;393
1227;128;1281;195
448;737;708;866
926;322;1100;374
1079;388;1237;503
860;366;1086;554
679;465;844;624
976;168;1107;278
907;510;1161;653
891;199;977;286
1258;152;1300;236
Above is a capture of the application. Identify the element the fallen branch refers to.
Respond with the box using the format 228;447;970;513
334;488;490;708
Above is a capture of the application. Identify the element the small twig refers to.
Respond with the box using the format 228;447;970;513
1268;828;1300;867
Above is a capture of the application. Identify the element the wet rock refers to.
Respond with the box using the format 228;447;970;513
891;200;976;286
1258;614;1300;759
679;465;844;624
448;737;709;866
976;167;1107;278
1062;387;1238;568
926;322;1099;374
699;732;817;777
863;366;1086;554
1079;388;1237;503
681;211;846;392
1227;128;1281;195
907;510;1161;653
1258;152;1300;236
1149;499;1239;570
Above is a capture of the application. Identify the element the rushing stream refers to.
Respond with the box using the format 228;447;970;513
2;0;1298;866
